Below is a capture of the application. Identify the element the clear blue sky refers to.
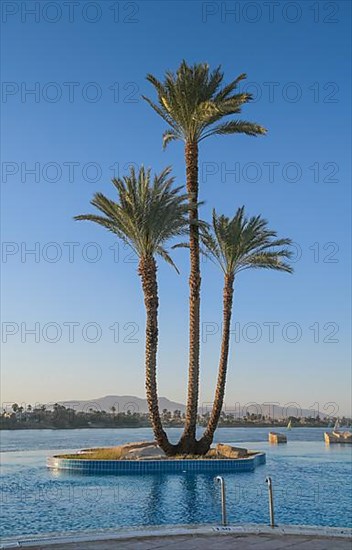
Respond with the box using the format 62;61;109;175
1;1;351;417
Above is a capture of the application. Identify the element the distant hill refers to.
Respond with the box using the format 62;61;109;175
58;395;185;415
56;396;324;420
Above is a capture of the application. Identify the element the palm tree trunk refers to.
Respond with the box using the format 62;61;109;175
177;140;201;454
196;273;234;455
139;256;176;456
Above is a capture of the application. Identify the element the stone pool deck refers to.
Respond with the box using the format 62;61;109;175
19;533;352;549
3;525;351;550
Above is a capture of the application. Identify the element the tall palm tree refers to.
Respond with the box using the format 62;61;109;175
196;207;293;454
75;166;189;456
144;61;267;453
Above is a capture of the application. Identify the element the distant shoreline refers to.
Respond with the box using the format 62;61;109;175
0;423;330;431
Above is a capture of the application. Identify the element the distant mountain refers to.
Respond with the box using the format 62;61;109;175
56;396;324;420
58;395;185;414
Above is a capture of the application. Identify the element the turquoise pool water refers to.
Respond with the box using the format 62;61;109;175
1;427;351;538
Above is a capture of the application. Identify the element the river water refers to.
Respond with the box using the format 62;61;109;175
1;427;351;540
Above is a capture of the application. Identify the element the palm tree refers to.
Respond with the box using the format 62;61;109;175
196;207;293;454
75;166;189;456
144;61;266;453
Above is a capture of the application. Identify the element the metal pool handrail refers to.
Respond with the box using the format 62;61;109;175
215;475;227;526
214;475;277;529
265;476;276;528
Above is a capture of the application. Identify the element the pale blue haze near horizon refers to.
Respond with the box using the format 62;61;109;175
1;1;351;415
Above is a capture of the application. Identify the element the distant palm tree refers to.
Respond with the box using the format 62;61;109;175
144;61;266;453
196;207;293;454
75;166;189;455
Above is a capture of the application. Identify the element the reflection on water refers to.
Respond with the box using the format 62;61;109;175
0;427;351;538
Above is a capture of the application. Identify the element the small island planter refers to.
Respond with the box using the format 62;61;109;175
47;452;266;475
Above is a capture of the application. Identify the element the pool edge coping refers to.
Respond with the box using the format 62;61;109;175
1;523;351;548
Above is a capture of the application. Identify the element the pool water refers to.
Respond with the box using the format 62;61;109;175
1;427;351;539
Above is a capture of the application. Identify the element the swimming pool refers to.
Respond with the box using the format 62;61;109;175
1;427;351;539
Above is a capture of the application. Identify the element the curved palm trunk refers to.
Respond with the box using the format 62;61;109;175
196;273;234;455
177;141;201;455
139;256;176;456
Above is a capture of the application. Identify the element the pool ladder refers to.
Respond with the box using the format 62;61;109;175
215;476;227;525
214;476;276;528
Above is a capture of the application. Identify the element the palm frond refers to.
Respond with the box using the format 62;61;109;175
201;206;293;277
172;242;189;250
162;129;181;149
75;166;189;267
144;61;266;144
200;120;267;141
213;73;247;102
156;246;180;273
142;95;179;131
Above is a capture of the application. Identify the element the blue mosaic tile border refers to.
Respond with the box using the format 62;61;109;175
47;452;266;475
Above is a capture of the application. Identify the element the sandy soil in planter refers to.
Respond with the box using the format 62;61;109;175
57;442;259;461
